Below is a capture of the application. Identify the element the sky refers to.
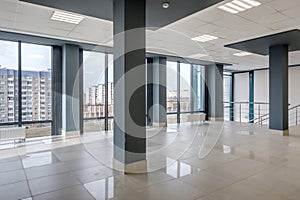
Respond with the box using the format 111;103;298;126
0;40;191;92
83;51;114;91
0;40;51;71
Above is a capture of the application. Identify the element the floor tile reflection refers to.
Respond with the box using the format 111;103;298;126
0;122;299;199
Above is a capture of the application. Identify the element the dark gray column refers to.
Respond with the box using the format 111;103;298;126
52;46;62;135
113;0;146;168
269;45;289;135
152;57;167;127
205;64;224;120
62;44;83;135
146;58;154;126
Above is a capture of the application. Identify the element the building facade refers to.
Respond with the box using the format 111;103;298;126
0;67;51;123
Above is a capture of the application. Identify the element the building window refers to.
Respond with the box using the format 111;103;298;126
83;51;107;132
166;61;178;113
0;40;18;123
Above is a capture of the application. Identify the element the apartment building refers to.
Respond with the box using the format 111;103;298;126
0;67;51;123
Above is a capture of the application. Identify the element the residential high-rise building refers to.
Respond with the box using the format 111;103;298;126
0;67;51;123
83;82;114;119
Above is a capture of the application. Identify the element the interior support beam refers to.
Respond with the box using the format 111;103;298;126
113;0;146;172
152;57;167;127
205;64;224;121
61;44;83;136
52;46;63;135
269;45;289;135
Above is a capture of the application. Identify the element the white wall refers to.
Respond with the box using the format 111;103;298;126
233;66;300;125
289;67;300;108
233;72;249;122
254;70;269;122
252;67;300;107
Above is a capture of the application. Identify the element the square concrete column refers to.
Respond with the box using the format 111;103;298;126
269;45;289;135
62;44;83;136
52;46;62;135
151;57;167;127
205;64;224;121
113;0;147;172
146;58;154;126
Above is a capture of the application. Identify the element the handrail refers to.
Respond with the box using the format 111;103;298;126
222;101;269;105
257;104;300;125
223;101;300;126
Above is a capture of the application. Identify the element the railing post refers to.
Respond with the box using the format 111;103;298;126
258;104;261;125
239;103;242;123
296;107;298;126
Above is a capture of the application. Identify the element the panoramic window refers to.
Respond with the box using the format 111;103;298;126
223;73;232;121
0;40;18;125
192;65;205;112
21;43;52;137
180;63;191;112
108;54;114;118
83;51;106;132
166;61;178;114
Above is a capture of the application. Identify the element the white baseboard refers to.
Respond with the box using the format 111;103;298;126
113;159;148;174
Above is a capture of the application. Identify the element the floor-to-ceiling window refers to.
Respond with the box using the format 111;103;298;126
82;51;114;133
108;54;114;129
166;61;205;124
166;61;178;113
83;51;106;132
223;72;232;121
0;40;53;138
21;43;52;138
180;63;192;112
192;65;205;112
0;40;18;125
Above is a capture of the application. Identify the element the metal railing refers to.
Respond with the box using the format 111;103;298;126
223;101;269;123
288;104;300;126
223;101;300;127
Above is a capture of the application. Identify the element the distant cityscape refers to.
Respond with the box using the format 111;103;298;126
83;82;114;118
0;65;193;124
84;82;192;118
0;67;52;123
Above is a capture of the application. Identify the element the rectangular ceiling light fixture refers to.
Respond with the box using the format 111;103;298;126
234;51;253;56
218;0;261;14
51;11;84;24
191;34;218;42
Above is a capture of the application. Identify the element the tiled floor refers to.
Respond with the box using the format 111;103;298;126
1;121;300;200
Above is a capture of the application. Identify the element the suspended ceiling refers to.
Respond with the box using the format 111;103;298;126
0;0;299;71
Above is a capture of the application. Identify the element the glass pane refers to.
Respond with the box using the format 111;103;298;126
83;51;106;117
84;119;105;133
21;43;52;137
108;54;114;117
24;122;51;138
166;61;178;113
223;74;232;121
180;63;191;112
0;40;19;124
192;65;205;112
83;51;106;132
21;43;52;122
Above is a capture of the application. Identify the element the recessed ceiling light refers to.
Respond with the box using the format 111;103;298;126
242;0;261;6
162;2;170;9
188;53;208;59
191;34;218;42
51;11;84;24
218;0;261;14
232;0;252;9
226;2;245;11
234;51;253;56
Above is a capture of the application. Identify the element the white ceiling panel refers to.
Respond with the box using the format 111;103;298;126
0;0;298;71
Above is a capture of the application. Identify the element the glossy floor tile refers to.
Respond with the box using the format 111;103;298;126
0;121;299;199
